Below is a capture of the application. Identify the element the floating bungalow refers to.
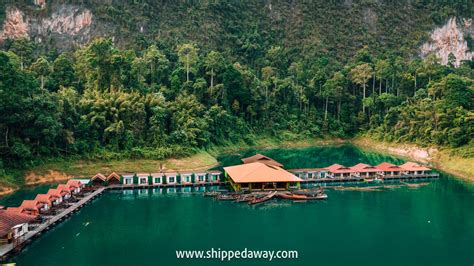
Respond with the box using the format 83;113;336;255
123;174;134;185
165;173;177;185
207;170;222;183
47;189;66;203
224;162;302;191
400;162;432;175
90;173;107;186
56;185;73;200
326;164;354;178
0;210;36;244
137;174;150;186
66;180;84;194
151;173;163;185
195;172;207;183
33;194;53;211
350;163;380;178
18;200;44;216
289;168;327;179
107;172;121;185
376;162;405;177
180;173;193;184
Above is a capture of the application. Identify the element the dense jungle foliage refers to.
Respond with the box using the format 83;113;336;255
0;1;473;177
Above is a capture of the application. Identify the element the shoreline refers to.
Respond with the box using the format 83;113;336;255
1;137;472;198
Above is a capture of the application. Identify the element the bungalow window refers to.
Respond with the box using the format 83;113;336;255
184;176;191;182
140;178;147;184
212;175;218;181
125;178;132;185
198;175;204;182
169;177;175;183
154;177;161;184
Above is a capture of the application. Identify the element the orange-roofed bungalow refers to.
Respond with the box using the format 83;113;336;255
47;189;65;204
325;164;354;178
241;154;284;168
0;209;37;243
224;162;302;191
6;207;30;216
400;162;432;175
376;162;404;176
34;194;53;211
56;184;73;200
66;180;84;194
19;200;44;216
91;173;107;186
106;172;121;185
351;163;381;178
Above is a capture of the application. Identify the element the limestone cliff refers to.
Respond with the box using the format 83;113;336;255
0;5;93;50
421;18;473;67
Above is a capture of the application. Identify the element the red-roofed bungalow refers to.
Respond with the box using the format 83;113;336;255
376;162;405;176
325;164;355;178
0;209;36;243
350;163;381;178
400;162;432;175
34;194;53;211
66;180;84;194
47;189;65;204
19;200;44;216
56;184;73;200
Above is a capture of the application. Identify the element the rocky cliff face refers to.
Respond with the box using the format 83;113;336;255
0;5;93;50
421;18;473;67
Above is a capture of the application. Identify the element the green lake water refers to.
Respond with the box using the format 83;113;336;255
3;145;474;266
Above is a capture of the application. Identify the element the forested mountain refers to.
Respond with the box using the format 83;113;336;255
0;1;473;178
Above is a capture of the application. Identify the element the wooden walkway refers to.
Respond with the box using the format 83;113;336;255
0;187;105;261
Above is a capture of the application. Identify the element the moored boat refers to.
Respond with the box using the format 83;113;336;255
203;191;221;197
248;191;277;205
217;194;238;201
234;194;257;203
277;192;308;200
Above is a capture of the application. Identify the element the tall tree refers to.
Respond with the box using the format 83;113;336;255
176;43;199;83
350;63;373;114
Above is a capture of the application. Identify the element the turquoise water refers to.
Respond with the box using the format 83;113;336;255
4;145;474;266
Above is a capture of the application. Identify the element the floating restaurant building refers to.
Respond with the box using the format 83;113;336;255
224;161;302;191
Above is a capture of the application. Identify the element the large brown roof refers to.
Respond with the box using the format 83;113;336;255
224;162;302;183
241;154;283;168
0;210;36;237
